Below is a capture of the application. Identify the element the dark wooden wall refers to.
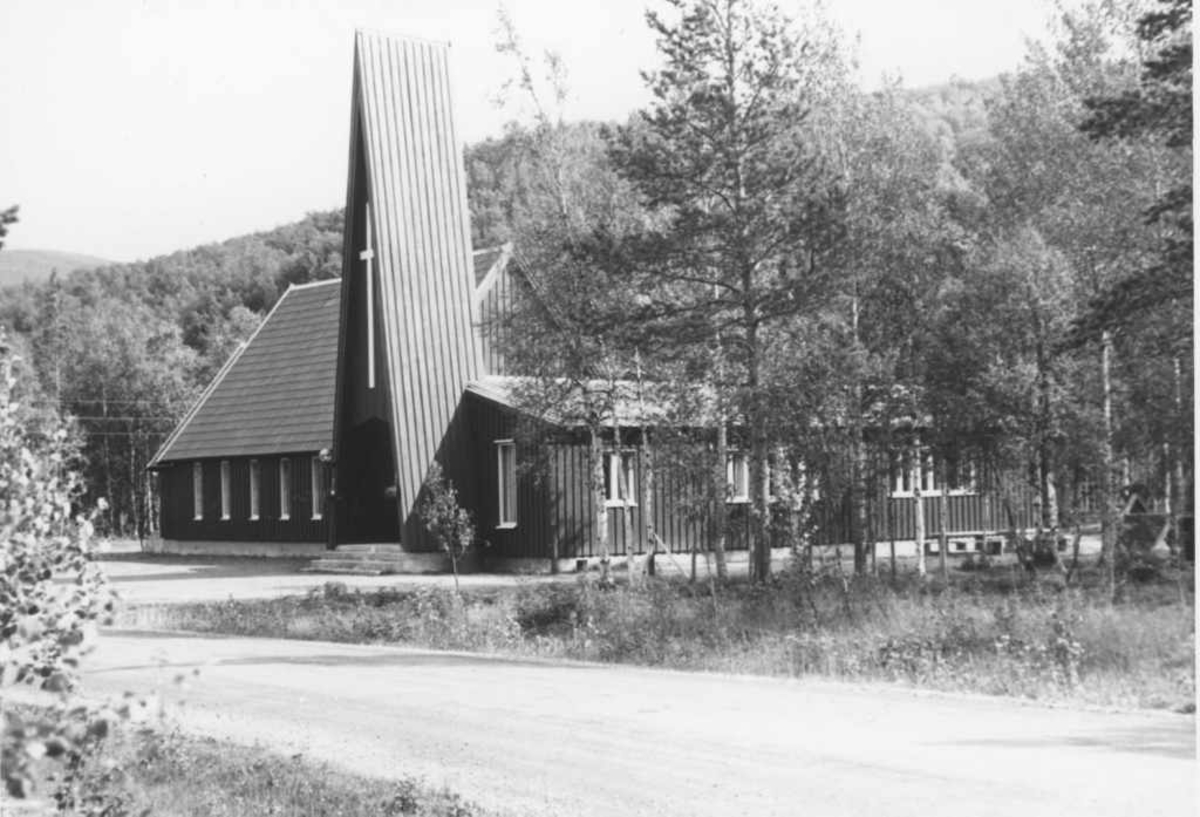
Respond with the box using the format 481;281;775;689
812;479;1037;546
158;454;329;543
460;394;1039;563
464;394;731;561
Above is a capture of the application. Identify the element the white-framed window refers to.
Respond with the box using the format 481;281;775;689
891;450;977;496
945;459;977;494
496;440;517;528
249;459;260;520
279;457;291;520
604;450;638;507
219;460;231;520
310;456;325;520
726;452;750;503
765;453;807;507
919;449;936;494
192;462;203;520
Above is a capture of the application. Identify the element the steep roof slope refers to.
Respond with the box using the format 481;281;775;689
152;280;340;462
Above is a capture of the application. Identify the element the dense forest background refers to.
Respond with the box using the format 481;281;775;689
0;0;1190;553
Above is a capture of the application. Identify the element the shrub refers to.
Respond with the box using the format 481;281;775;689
1;332;120;803
418;463;476;592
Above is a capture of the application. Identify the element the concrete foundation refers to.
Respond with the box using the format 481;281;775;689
148;537;327;558
145;532;1064;574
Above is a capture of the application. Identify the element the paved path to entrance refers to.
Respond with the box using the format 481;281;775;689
83;631;1195;817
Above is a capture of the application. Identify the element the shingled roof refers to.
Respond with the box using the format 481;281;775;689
151;280;341;464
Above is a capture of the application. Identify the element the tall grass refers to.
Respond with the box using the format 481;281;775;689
120;565;1195;711
19;717;490;817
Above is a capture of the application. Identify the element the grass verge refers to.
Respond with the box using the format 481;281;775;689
12;709;491;817
118;561;1196;712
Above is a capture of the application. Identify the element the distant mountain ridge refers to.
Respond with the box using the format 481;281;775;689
0;249;112;288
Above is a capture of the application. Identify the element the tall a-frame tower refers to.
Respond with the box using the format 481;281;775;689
330;31;483;551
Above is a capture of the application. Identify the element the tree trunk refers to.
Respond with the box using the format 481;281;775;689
938;459;949;581
590;422;610;585
751;438;771;583
1100;331;1118;591
634;432;654;586
610;399;638;585
712;419;729;581
144;438;156;538
1170;356;1186;555
746;319;771;584
914;480;927;579
887;480;897;581
850;294;868;575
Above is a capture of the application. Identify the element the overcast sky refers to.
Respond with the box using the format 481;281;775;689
1;0;1055;262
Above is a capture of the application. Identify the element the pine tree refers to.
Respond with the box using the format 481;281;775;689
597;0;847;582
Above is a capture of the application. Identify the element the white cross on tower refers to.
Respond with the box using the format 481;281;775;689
360;202;376;390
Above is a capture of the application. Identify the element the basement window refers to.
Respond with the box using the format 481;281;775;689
496;440;517;528
604;450;637;507
220;460;231;520
311;456;325;520
192;462;203;521
249;459;260;521
279;458;291;521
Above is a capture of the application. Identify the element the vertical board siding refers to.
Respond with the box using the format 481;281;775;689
476;250;516;375
350;32;483;548
159;457;328;543
816;483;1037;545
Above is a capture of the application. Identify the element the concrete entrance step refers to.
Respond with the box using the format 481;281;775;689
304;545;450;576
334;543;405;555
303;559;403;575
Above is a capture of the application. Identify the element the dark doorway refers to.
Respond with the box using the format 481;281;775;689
336;418;400;543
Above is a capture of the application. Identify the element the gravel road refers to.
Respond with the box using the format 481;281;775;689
81;630;1195;817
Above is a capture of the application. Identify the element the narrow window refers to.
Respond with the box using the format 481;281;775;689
726;452;750;503
604;450;637;506
219;460;231;520
192;462;203;520
496;440;516;527
920;449;936;494
947;459;977;494
892;451;915;496
279;458;291;520
249;459;260;520
311;456;325;520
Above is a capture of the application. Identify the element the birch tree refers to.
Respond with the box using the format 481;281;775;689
488;15;649;580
